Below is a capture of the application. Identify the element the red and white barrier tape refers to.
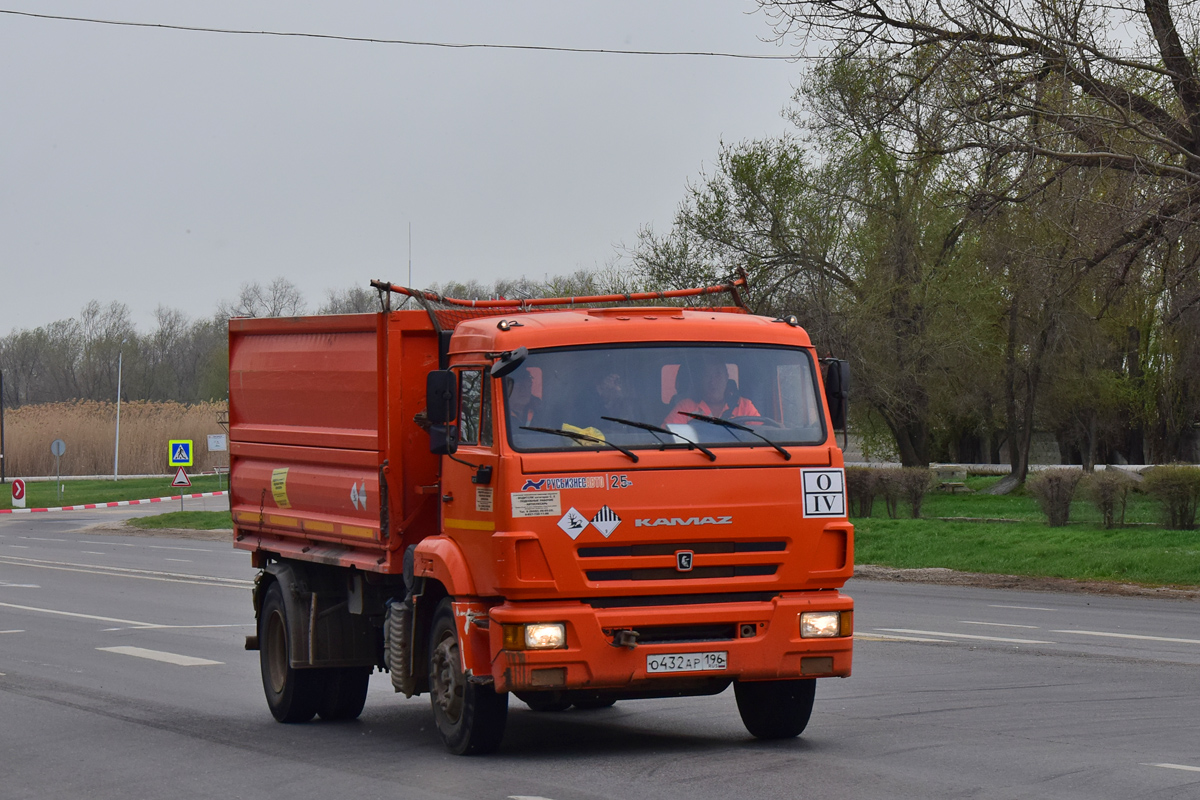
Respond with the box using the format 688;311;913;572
1;491;228;514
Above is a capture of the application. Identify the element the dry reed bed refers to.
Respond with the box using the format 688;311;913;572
3;401;228;477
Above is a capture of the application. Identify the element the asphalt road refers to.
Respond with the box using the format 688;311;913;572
2;506;1198;800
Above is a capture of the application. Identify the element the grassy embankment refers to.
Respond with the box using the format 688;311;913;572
856;475;1200;587
1;474;228;509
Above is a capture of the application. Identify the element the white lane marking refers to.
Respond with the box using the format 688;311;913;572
856;633;951;643
81;551;106;556
989;604;1057;611
8;545;29;549
164;559;192;563
1052;630;1200;645
508;796;559;800
0;555;251;589
0;581;40;588
97;646;223;666
1144;763;1200;773
0;601;159;628
961;621;1041;629
79;541;213;552
101;623;254;631
0;629;25;634
19;537;71;542
876;628;1055;645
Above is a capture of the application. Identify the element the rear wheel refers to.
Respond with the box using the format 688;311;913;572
734;678;816;739
260;582;319;723
428;599;508;754
317;666;371;721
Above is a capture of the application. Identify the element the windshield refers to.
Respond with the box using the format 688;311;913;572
502;344;826;452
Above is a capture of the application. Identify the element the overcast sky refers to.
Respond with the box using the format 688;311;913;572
1;1;803;333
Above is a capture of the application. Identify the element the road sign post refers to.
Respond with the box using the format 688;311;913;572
172;466;191;511
50;438;65;504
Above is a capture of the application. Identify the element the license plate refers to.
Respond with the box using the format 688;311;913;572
646;651;727;674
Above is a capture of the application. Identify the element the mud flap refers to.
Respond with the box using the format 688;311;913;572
384;598;416;697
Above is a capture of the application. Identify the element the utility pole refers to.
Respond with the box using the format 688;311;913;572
0;369;6;484
113;346;124;481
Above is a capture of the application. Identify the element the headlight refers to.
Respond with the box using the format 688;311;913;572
800;611;843;638
502;623;566;650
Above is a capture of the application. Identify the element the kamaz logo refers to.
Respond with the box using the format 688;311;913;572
635;516;733;527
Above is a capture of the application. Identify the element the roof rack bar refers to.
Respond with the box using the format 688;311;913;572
368;276;749;310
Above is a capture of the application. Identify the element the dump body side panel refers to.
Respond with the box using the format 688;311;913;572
229;311;439;574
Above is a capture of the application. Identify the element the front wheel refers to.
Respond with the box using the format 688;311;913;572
734;678;815;739
428;599;508;754
259;582;319;723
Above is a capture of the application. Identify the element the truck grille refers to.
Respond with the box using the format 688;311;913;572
619;623;738;644
586;564;777;581
578;540;786;582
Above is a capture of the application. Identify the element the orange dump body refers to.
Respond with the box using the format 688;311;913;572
230;305;853;693
229;311;441;573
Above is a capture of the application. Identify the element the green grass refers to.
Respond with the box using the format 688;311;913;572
856;475;1200;586
127;511;232;530
0;474;228;510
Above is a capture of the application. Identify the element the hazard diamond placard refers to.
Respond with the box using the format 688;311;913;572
168;439;194;467
171;467;192;488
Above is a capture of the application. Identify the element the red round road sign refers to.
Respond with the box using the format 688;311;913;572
12;479;25;501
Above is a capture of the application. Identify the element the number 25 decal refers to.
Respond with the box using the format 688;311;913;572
609;474;633;489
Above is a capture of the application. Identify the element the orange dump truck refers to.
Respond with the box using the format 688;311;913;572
230;280;853;754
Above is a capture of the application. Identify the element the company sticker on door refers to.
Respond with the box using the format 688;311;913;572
511;490;562;518
801;468;846;518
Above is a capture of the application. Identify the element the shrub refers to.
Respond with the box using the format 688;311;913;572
845;467;879;518
1084;469;1136;529
1142;465;1200;530
1026;468;1083;527
895;468;934;518
874;469;902;518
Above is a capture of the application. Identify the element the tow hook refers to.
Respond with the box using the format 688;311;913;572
614;629;639;649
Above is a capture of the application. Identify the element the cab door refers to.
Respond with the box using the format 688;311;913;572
440;367;501;591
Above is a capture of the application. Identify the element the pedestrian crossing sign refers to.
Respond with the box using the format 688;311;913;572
169;439;194;467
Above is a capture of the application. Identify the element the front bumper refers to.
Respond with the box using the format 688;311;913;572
487;591;852;693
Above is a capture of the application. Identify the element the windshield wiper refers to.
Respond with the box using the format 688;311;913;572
519;426;639;463
680;412;791;461
601;416;716;461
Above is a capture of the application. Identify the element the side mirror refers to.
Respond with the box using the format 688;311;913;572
429;424;459;456
426;370;459;455
426;370;457;425
824;359;850;430
490;346;528;378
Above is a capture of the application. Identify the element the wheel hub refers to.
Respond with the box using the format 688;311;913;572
431;634;463;723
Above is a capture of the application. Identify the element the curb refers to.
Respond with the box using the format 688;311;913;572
1;491;228;514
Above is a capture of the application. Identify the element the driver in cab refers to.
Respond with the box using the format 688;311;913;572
664;359;759;424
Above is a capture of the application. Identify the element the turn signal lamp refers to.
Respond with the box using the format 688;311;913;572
502;623;566;650
800;611;848;638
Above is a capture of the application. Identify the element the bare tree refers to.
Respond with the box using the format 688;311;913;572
761;0;1200;282
318;286;379;314
218;277;307;318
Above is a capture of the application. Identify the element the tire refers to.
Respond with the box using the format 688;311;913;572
259;581;319;723
428;598;508;754
734;678;816;739
515;691;572;712
317;666;371;721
